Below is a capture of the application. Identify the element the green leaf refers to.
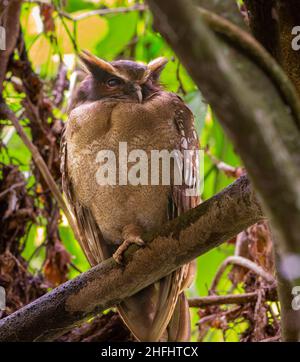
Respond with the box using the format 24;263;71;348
63;0;97;13
95;12;139;60
195;244;234;296
59;225;90;278
185;91;208;135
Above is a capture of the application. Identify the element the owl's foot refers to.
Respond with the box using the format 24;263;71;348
113;224;145;264
113;236;145;264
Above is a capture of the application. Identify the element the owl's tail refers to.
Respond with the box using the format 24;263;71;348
117;263;194;342
167;292;191;341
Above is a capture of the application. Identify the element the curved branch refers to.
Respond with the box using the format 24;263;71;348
196;6;300;130
210;256;276;292
0;176;263;341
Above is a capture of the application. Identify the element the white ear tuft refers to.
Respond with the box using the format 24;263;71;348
148;57;168;73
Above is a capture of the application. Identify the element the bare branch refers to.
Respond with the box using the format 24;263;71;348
188;289;277;308
58;4;147;22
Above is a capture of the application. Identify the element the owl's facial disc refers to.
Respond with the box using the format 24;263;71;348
76;52;168;105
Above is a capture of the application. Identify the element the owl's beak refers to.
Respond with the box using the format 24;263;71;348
137;89;143;103
135;86;143;103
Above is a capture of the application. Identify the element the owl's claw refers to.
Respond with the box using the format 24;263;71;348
113;236;145;264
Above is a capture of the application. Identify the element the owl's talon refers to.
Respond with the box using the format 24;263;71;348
113;237;145;264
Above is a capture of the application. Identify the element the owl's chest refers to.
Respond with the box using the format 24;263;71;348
66;95;180;238
100;98;180;152
67;95;180;183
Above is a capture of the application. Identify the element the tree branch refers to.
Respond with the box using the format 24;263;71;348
0;176;263;341
210;256;276;292
58;4;147;22
0;0;23;95
188;288;277;308
192;0;247;30
196;6;300;130
245;0;300;96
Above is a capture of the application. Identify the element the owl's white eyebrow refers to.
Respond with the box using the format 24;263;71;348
113;71;136;83
137;70;152;84
113;72;147;85
109;71;129;82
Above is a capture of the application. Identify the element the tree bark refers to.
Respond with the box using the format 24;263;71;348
0;176;263;341
193;0;247;29
245;0;300;95
0;0;22;95
243;0;279;58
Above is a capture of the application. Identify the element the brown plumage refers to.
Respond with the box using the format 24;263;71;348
61;51;200;341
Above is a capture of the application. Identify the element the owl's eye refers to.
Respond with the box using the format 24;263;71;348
106;77;122;87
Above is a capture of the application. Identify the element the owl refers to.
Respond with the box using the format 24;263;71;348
61;51;200;341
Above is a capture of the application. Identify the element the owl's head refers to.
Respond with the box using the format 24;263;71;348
73;50;168;107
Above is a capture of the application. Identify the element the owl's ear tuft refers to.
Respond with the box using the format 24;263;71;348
148;57;168;81
78;50;117;78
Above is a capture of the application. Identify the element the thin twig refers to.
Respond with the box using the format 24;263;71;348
27;241;46;263
197;306;243;325
210;256;276;292
24;0;51;5
0;181;25;200
189;292;257;308
205;146;245;178
176;61;186;95
69;262;83;274
54;5;78;52
189;288;277;308
260;336;280;342
59;4;147;22
189;292;258;307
